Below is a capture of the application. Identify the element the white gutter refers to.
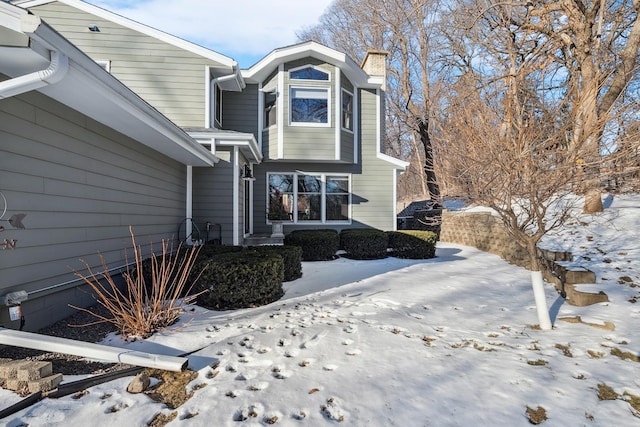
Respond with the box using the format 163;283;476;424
0;50;68;99
0;328;189;372
0;12;68;99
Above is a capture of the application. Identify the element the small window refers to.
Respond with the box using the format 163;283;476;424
290;66;329;81
291;87;329;125
264;91;277;128
341;90;353;131
214;84;223;127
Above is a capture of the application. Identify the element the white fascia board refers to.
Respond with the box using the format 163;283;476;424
242;41;375;88
377;152;410;169
16;0;238;68
216;138;263;164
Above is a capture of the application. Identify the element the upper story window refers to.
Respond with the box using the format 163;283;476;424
341;90;353;132
214;84;223;127
290;66;329;81
264;91;277;128
290;87;329;126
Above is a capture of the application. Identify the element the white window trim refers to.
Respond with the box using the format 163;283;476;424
266;172;352;225
289;85;331;127
288;64;331;82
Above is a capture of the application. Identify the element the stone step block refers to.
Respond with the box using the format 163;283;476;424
0;360;30;380
28;373;63;393
17;361;53;381
5;378;28;392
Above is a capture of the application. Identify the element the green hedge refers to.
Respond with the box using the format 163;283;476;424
387;230;438;259
193;251;284;310
247;245;303;282
340;228;389;259
284;229;339;261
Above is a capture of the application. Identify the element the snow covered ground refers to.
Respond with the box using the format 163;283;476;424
2;194;640;426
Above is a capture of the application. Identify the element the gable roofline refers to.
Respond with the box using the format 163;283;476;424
13;0;240;71
1;1;217;167
242;41;382;88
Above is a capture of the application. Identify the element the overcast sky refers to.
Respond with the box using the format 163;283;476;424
88;0;334;68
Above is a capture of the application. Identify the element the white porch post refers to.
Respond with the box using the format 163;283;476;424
232;146;240;245
186;165;193;245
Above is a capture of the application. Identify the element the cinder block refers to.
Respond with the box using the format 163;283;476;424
0;360;30;380
17;361;53;381
28;373;63;393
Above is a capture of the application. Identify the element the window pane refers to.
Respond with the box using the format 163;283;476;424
291;88;328;123
264;92;277;127
290;67;329;80
297;194;321;221
268;174;293;220
326;195;349;221
298;175;322;192
326;176;349;193
342;92;353;131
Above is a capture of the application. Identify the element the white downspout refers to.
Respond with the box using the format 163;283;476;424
186;165;194;245
0;50;69;99
0;328;188;371
232;146;240;245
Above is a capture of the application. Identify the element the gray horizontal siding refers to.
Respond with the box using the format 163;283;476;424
222;85;258;136
29;2;228;128
192;151;234;245
253;88;397;233
0;90;188;329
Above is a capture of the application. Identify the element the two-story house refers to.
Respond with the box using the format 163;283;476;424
1;0;407;329
16;0;407;245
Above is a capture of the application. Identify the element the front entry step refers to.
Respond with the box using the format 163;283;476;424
243;235;284;246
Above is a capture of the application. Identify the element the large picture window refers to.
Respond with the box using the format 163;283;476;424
290;87;329;125
267;173;350;223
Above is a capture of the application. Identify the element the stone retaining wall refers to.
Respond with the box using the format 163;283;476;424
439;209;607;306
439;210;531;268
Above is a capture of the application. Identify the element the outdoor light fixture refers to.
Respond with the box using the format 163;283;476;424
241;164;255;181
88;25;100;32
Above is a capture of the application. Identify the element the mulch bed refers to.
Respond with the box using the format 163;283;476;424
1;305;128;375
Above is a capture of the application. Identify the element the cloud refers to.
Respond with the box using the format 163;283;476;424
89;0;333;66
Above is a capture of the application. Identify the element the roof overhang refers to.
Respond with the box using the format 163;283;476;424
0;2;217;167
242;41;381;89
186;128;263;164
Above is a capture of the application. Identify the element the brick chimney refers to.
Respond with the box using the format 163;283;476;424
361;50;388;90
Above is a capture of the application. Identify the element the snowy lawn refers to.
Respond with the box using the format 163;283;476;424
2;194;640;426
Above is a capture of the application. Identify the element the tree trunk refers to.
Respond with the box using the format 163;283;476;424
528;241;552;330
417;119;440;202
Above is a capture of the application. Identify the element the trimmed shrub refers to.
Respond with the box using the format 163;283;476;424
387;230;438;259
248;245;303;282
193;251;284;310
340;228;389;259
284;229;339;261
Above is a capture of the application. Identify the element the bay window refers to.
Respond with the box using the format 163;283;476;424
267;173;351;223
